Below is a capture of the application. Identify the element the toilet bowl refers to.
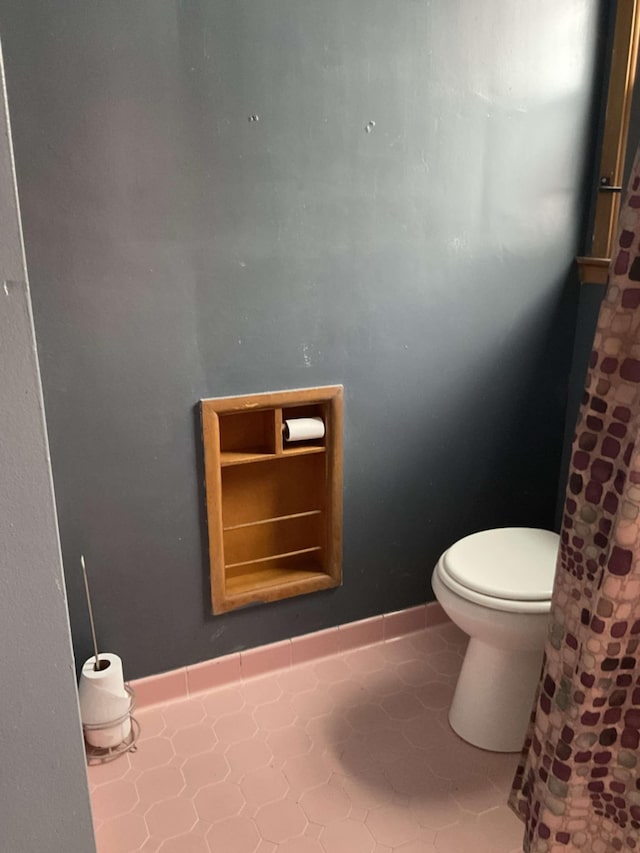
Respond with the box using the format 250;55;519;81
431;527;559;752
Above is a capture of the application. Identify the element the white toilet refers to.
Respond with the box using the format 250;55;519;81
431;527;559;752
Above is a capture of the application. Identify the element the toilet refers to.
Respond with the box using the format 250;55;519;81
431;527;559;752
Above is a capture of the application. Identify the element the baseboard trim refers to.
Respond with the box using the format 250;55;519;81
130;602;449;709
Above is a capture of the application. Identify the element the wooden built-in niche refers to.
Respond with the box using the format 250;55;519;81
200;386;343;613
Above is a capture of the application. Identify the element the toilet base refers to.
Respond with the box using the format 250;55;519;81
449;638;543;752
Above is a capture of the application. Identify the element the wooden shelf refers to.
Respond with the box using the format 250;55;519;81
201;386;343;613
223;509;322;532
225;567;337;603
220;446;326;467
226;546;322;570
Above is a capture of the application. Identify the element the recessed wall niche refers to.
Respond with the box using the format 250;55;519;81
200;386;343;614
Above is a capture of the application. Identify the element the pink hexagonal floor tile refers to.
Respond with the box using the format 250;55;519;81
226;738;273;778
90;623;518;853
424;742;486;782
434;819;497;853
158;834;209;853
314;657;352;683
365;803;422;848
401;716;450;751
266;726;312;761
320;818;376;853
171;722;217;757
162;697;206;732
475;805;524;848
201;686;245;719
206;815;261;853
91;778;139;821
214;711;257;744
88;753;132;788
136;708;167;741
277;838;324;853
451;775;503;815
277;665;318;695
253;699;297;731
384;754;440;798
395;838;439;853
435;622;468;647
283;751;332;792
379;638;423;664
356;680;403;709
414;681;455;711
345;703;391;733
483;751;519;790
181;750;230;792
193;780;244;823
241;675;283;707
341;646;387;675
368;727;416;767
395;659;438;687
255;798;307;843
408;787;463;831
425;651;463;677
145;796;197;839
138;836;162;853
380;690;427;725
241;765;289;807
97;812;149;853
324;736;377;776
333;771;395;811
305;714;352;749
135;764;185;806
291;688;336;720
300;779;351;824
131;737;175;772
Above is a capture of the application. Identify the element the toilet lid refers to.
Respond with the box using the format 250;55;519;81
441;528;559;601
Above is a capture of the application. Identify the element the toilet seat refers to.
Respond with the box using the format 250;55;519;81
436;527;559;614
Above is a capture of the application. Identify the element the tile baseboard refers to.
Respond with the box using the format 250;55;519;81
129;601;450;709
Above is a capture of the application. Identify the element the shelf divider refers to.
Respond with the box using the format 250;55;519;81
220;446;326;467
225;545;322;570
223;509;322;532
274;408;284;455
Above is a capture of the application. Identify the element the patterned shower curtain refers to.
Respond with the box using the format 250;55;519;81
509;145;640;852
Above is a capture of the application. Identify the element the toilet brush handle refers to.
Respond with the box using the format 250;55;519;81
80;555;101;671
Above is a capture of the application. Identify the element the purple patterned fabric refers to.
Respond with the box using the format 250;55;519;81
509;146;640;851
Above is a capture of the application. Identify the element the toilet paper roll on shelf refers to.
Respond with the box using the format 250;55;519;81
79;653;132;749
283;417;325;442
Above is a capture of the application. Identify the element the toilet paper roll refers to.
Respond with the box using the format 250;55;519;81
79;653;132;749
283;417;325;442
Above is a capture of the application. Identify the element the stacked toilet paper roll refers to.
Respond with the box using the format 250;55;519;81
79;653;131;749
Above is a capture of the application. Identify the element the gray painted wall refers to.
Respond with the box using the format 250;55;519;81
0;1;602;679
0;48;95;853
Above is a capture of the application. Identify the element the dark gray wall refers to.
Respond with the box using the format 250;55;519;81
0;47;95;853
0;1;602;679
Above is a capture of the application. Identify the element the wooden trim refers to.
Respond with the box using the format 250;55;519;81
200;386;344;614
589;0;640;259
325;389;344;586
201;385;342;413
201;407;226;613
576;255;611;284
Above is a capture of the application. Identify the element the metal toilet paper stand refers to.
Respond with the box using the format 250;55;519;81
80;555;141;764
83;684;140;765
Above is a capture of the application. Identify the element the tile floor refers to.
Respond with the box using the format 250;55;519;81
88;622;525;852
